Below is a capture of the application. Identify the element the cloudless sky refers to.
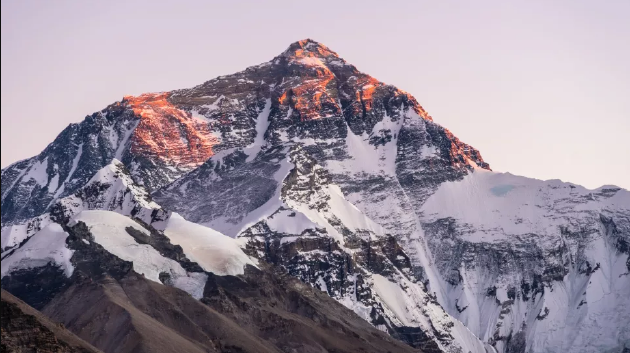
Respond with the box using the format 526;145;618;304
2;0;629;189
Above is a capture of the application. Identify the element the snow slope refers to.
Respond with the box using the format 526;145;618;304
71;210;207;299
1;214;53;251
421;169;630;244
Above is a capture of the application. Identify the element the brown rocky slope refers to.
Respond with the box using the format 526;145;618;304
1;289;101;353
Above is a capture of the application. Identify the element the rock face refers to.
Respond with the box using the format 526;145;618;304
2;39;629;353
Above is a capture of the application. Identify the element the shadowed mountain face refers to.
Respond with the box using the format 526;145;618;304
2;39;629;353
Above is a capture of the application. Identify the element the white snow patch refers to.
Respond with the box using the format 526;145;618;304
296;57;327;68
24;158;49;187
420;145;438;158
209;157;293;237
170;272;208;300
421;169;630;243
372;274;412;326
327;59;345;66
55;159;162;225
285;182;386;245
244;98;271;162
47;173;60;193
191;109;211;123
115;121;139;161
371;273;488;353
326;112;404;177
107;125;119;149
200;95;224;112
327;185;386;236
1;225;29;250
164;213;257;276
1;215;53;251
337;275;374;323
316;276;328;293
1;161;31;199
54;143;83;199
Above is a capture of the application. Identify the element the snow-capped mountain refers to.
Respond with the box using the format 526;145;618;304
420;171;630;352
1;39;628;353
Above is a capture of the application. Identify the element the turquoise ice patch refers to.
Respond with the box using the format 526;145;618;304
490;185;515;196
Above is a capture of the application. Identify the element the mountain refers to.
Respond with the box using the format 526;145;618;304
2;39;629;353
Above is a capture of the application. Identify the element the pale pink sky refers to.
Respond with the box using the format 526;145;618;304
2;0;628;189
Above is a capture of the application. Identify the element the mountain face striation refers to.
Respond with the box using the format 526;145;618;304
2;39;628;353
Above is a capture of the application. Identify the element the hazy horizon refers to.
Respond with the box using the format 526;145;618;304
2;0;629;189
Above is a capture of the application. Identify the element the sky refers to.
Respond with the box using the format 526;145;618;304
1;0;628;189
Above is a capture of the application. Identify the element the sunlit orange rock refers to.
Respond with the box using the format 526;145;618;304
400;91;433;121
123;93;219;168
289;76;341;121
441;127;488;169
354;76;381;113
287;39;339;60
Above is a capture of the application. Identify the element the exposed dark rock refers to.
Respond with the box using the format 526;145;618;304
536;307;550;320
126;219;204;273
1;265;71;311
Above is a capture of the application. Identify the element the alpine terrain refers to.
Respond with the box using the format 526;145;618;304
2;39;628;353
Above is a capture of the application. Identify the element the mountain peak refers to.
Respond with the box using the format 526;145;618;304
281;39;340;60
